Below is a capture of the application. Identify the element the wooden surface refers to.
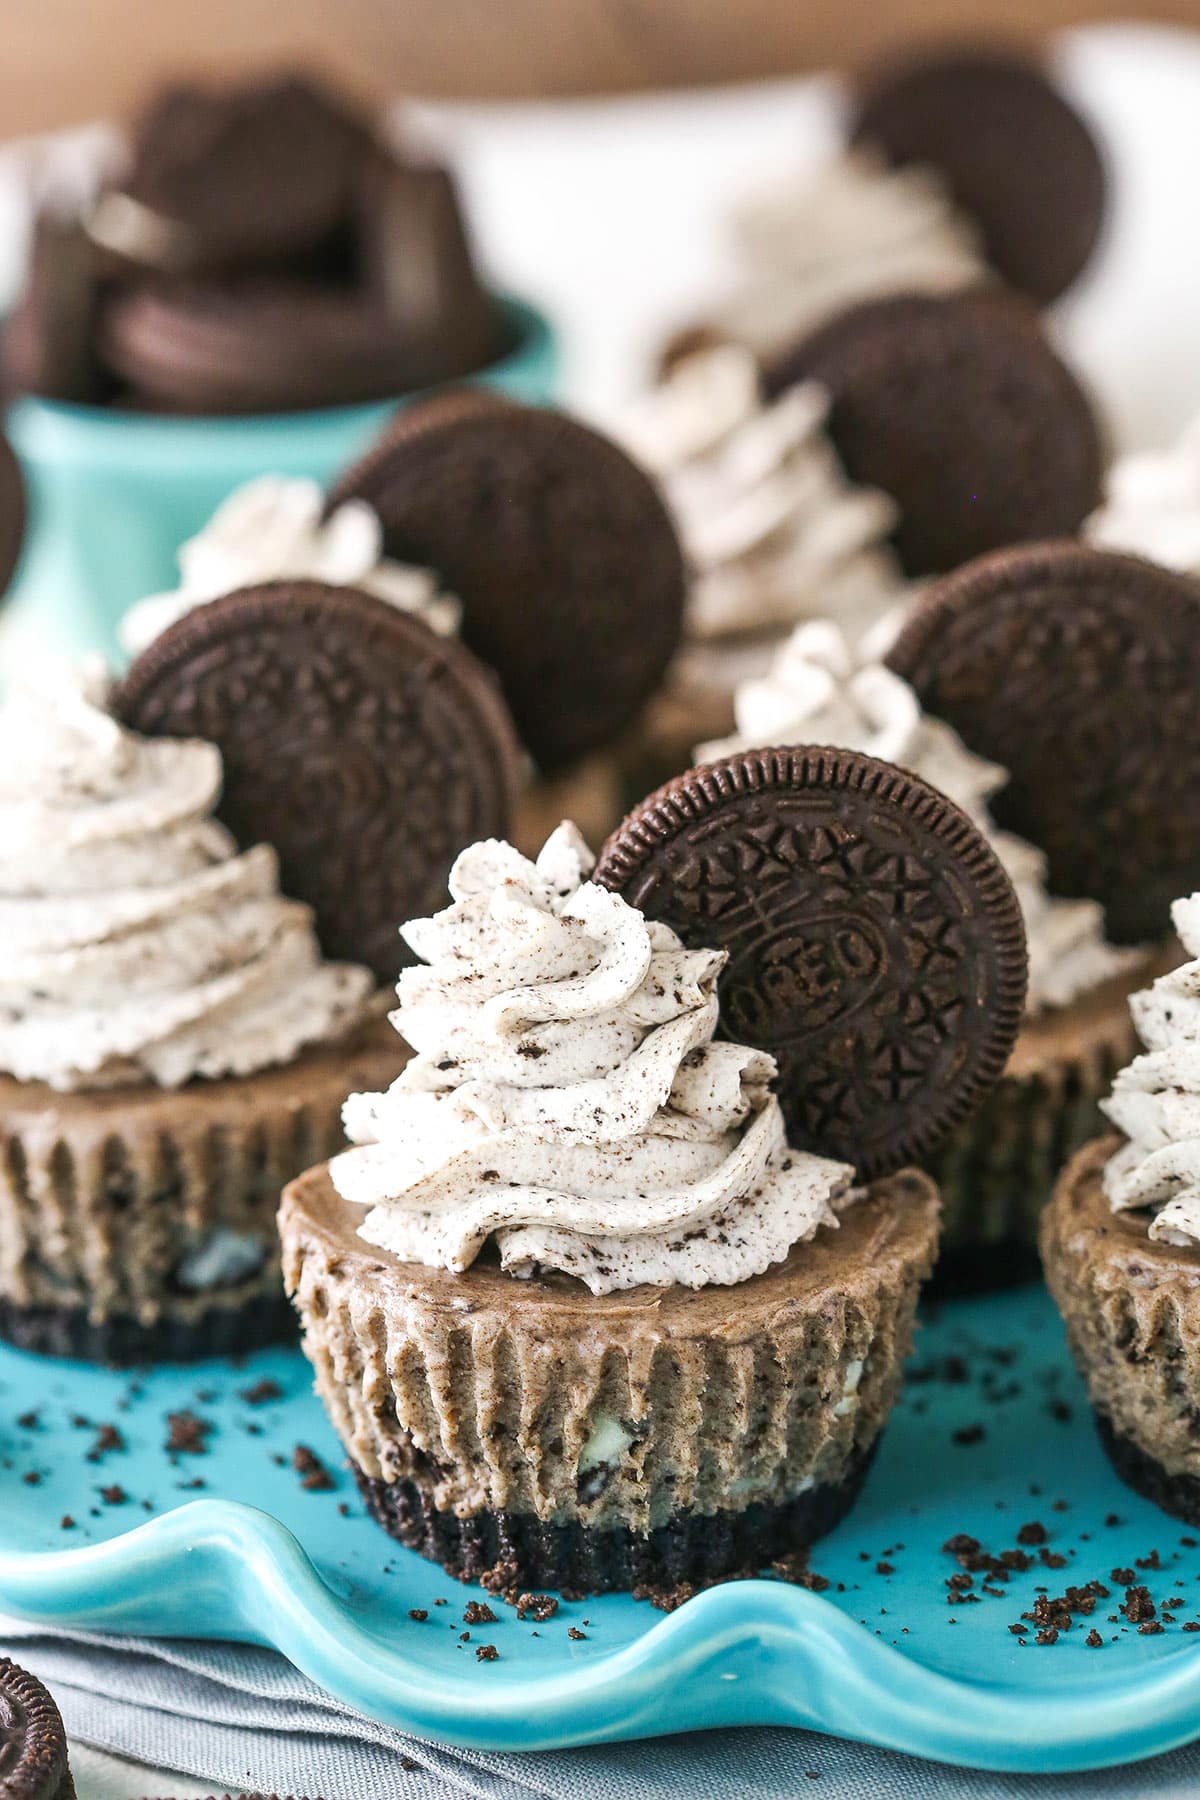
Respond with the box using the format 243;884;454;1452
1;0;1197;133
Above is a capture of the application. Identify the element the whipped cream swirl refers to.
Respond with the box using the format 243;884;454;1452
1085;417;1200;575
0;664;374;1091
714;150;988;360
331;822;854;1294
1104;896;1200;1249
620;346;905;658
702;622;1137;1015
120;475;460;658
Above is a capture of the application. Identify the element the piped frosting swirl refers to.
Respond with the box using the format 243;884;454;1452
701;621;1137;1015
1085;417;1200;576
1104;895;1200;1248
0;663;374;1090
620;346;904;657
331;822;854;1294
120;474;460;657
715;150;989;359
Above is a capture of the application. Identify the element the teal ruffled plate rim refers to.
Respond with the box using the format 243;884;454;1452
0;1285;1197;1772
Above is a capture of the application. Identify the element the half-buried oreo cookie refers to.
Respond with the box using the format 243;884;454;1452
0;1658;74;1799
764;291;1103;577
850;47;1106;305
115;580;522;983
595;746;1027;1176
887;541;1200;946
329;392;687;770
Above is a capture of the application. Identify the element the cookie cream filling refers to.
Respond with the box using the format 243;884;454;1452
619;346;905;665
714;150;988;360
1103;896;1200;1248
700;622;1137;1015
1085;417;1200;575
331;822;855;1294
0;663;374;1090
120;475;460;658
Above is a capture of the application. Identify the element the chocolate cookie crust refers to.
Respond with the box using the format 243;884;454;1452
351;1444;876;1596
0;1657;74;1800
329;393;687;770
850;49;1106;304
764;292;1104;577
887;542;1200;944
115;580;522;983
596;746;1027;1177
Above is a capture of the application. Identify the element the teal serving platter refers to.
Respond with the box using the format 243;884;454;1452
2;294;557;663
1;1283;1199;1772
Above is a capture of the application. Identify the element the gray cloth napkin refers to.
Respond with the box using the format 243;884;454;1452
4;1618;1200;1798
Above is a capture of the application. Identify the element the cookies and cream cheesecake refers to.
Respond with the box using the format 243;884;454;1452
0;662;403;1363
283;746;1025;1594
1044;897;1200;1523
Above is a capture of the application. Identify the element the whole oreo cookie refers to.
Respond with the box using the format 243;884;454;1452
115;580;523;982
0;1656;74;1799
595;747;1026;1176
329;393;687;769
96;277;497;415
887;541;1200;946
96;74;370;275
765;291;1104;578
850;48;1106;305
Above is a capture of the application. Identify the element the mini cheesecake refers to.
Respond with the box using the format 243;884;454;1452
282;1161;938;1595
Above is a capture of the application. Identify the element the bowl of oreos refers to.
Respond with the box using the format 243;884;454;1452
1;73;557;658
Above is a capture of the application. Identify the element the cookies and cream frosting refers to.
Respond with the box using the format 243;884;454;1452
1085;417;1200;575
1103;896;1200;1248
0;662;374;1090
120;475;460;658
331;822;855;1294
715;150;988;360
701;622;1137;1015
620;346;905;658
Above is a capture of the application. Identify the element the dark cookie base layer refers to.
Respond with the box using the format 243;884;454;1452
0;1292;296;1367
1095;1411;1200;1527
351;1441;876;1597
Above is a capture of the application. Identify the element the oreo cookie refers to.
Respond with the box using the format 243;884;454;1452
850;48;1106;304
355;157;501;374
96;73;370;275
595;747;1026;1176
115;580;523;982
0;425;26;604
765;291;1104;578
887;541;1200;945
329;393;687;770
0;1657;74;1799
2;214;108;403
96;275;498;415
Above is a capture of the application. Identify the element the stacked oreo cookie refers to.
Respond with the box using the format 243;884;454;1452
2;73;503;413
